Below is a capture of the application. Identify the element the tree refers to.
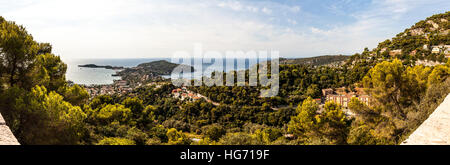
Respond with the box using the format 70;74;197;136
305;84;321;98
96;137;135;145
204;124;226;141
125;127;149;145
166;128;191;145
254;128;283;144
363;59;406;118
63;84;89;106
0;19;39;88
347;97;396;145
316;102;349;144
95;104;132;125
404;65;432;104
32;53;67;91
6;85;87;144
89;95;114;110
428;65;450;86
218;132;259;145
150;125;168;143
287;97;319;142
288;97;349;144
122;97;144;117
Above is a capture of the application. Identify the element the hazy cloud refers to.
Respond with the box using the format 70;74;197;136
0;0;448;59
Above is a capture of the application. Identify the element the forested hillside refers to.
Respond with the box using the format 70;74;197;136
280;55;349;66
346;11;450;67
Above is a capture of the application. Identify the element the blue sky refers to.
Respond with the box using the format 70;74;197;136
0;0;449;59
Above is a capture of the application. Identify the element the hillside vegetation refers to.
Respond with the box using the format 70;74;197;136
346;11;450;66
280;55;349;66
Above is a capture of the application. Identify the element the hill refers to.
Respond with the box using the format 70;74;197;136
116;60;194;86
346;11;450;66
136;60;194;75
280;55;350;66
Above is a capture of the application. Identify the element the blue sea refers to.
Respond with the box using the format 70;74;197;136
65;58;266;85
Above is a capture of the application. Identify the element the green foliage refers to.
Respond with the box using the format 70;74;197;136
125;127;149;145
288;98;350;144
280;55;349;66
305;84;321;98
0;18;39;88
347;98;397;145
63;85;89;106
363;59;410;118
121;97;145;117
33;53;67;91
288;97;318;137
428;65;450;86
316;102;349;144
89;95;114;110
166;128;191;145
203;124;226;141
151;125;168;143
254;128;283;144
96;137;136;145
218;132;259;145
2;86;86;144
95;104;132;125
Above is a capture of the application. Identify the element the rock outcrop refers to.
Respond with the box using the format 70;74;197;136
402;94;450;145
0;113;20;145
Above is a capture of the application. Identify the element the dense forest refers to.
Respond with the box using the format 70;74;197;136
0;12;449;145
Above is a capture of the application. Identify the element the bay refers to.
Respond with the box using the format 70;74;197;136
65;58;267;85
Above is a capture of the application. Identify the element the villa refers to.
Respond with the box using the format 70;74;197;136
321;87;371;109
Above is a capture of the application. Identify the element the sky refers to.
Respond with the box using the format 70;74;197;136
1;0;449;59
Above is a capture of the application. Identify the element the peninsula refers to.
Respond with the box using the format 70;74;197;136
78;64;124;70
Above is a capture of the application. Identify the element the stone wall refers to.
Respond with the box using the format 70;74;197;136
402;94;450;145
0;113;20;145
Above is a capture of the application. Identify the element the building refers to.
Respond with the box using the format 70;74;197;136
115;80;128;87
431;45;450;57
172;87;205;102
432;47;441;54
423;44;429;50
389;49;402;57
322;87;371;108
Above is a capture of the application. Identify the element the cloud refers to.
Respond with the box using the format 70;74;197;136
217;0;260;13
1;0;448;59
261;7;272;15
290;6;301;13
287;19;297;25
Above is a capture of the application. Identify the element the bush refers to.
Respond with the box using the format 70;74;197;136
203;124;226;141
96;137;135;145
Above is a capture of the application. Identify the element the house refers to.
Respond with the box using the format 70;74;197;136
431;45;450;56
432;47;441;54
322;88;334;96
423;44;429;50
284;134;295;139
314;98;322;104
389;49;402;56
192;97;202;101
115;80;128;87
409;50;417;56
321;87;371;108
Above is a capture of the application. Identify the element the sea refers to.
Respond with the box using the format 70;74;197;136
65;58;266;85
